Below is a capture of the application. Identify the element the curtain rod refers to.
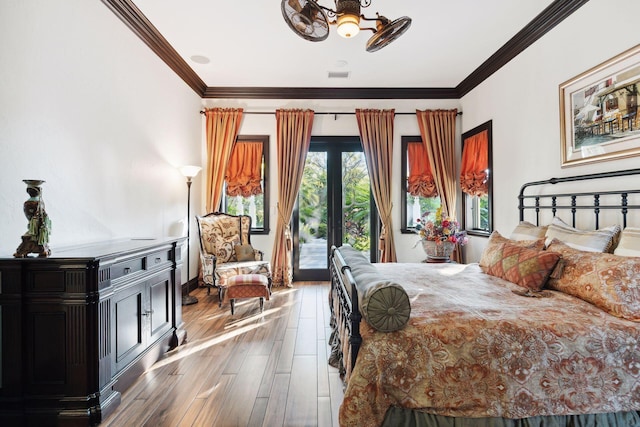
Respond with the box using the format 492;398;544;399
199;110;462;116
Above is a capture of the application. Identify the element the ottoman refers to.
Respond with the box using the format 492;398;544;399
224;274;271;314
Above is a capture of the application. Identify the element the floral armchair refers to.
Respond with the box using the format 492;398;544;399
196;212;271;304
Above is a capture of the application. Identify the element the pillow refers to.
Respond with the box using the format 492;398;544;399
216;236;240;263
234;243;255;262
479;231;545;270
544;216;620;253
614;227;640;257
483;241;561;291
546;239;640;321
338;245;411;332
509;221;548;241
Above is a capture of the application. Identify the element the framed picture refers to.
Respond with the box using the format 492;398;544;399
559;44;640;167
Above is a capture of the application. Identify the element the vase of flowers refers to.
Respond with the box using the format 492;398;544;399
415;207;467;263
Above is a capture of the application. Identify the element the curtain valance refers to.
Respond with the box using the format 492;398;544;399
407;141;437;198
460;129;489;197
225;141;263;197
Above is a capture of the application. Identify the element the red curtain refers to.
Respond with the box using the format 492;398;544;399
407;142;437;198
225;141;263;197
460;129;489;197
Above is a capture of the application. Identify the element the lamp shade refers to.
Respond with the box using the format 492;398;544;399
179;165;202;179
337;14;360;38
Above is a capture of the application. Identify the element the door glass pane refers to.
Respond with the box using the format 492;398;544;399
342;151;370;256
298;151;328;269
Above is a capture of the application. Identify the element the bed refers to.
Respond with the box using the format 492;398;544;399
328;168;640;427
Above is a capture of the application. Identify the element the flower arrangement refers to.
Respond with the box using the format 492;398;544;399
414;206;468;245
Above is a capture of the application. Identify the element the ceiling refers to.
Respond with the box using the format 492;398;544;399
103;0;589;99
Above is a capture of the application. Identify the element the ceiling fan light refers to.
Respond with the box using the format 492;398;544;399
337;14;360;38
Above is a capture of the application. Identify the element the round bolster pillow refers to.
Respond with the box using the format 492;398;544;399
338;246;411;332
359;279;411;332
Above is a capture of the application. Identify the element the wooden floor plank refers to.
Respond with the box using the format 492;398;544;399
191;373;235;426
141;355;217;426
247;397;269;427
317;339;330;398
175;398;206;427
262;373;290;427
286;289;303;329
316;285;327;341
215;354;269;426
276;327;297;374
329;371;345;427
257;338;284;398
284;355;318;426
105;370;180;427
294;317;317;355
299;285;318;319
318;396;333;427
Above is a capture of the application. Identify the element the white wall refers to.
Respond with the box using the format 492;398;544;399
201;99;460;263
461;0;640;262
6;0;634;274
0;1;202;283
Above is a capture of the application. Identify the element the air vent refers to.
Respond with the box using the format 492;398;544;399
328;71;350;79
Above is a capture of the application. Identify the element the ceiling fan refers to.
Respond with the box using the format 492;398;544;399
281;0;411;52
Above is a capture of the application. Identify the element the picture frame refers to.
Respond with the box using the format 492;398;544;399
559;44;640;167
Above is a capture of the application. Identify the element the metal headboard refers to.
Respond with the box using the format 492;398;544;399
518;168;640;229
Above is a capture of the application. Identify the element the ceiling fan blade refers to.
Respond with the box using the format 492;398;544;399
281;0;330;42
366;16;411;52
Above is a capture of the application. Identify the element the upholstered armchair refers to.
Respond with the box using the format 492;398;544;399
196;212;271;304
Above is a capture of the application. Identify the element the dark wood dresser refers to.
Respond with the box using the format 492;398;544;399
0;238;185;426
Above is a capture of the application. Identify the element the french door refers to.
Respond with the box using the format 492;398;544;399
293;137;378;282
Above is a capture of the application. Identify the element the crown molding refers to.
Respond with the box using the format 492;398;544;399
456;0;590;97
203;86;458;100
103;0;589;100
101;0;207;96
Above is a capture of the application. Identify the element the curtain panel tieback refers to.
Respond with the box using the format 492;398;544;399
277;204;293;250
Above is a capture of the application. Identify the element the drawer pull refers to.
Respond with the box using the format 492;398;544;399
124;267;131;275
155;257;162;264
142;309;154;316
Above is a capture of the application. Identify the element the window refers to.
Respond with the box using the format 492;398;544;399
461;121;493;236
221;135;269;234
401;136;440;232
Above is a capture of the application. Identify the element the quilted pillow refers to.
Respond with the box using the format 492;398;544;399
479;231;545;269
483;241;561;291
614;227;640;257
509;221;548;241
544;216;620;253
547;239;640;321
217;235;240;263
234;243;255;262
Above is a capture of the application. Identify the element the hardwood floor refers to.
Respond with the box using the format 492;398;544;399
102;282;344;427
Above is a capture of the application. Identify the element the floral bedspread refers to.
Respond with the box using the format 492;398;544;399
339;263;640;427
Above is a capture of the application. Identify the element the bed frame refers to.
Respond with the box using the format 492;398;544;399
330;167;640;376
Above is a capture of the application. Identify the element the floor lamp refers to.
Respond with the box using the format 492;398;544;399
179;165;202;306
